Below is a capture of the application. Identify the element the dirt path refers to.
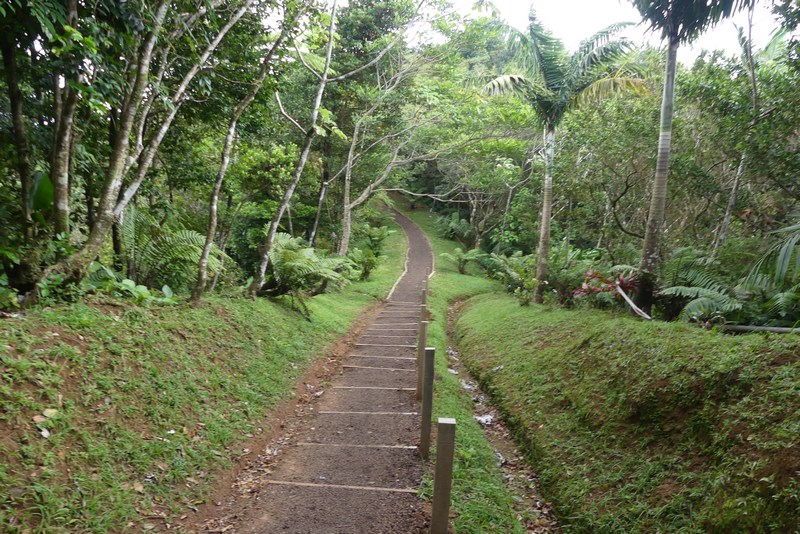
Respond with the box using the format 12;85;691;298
188;210;433;533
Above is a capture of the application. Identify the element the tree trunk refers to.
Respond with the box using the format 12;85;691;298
309;178;328;246
113;0;256;220
533;125;556;304
41;2;169;285
51;0;79;237
209;197;238;293
635;35;679;314
112;220;124;273
1;35;33;236
339;201;352;256
249;0;339;296
711;153;745;259
51;84;77;236
711;10;758;261
192;21;290;302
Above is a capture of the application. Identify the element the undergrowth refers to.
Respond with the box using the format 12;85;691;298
455;294;800;532
0;221;406;532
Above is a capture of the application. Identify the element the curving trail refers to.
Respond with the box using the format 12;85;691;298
198;209;434;533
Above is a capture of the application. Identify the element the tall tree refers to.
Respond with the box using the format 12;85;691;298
487;7;639;303
192;1;303;302
630;0;754;313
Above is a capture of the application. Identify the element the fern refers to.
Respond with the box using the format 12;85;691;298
265;233;349;303
435;212;472;245
658;248;742;322
440;247;486;274
744;222;800;291
119;206;229;293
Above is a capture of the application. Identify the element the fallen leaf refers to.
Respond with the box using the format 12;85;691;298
32;415;47;424
39;428;51;439
134;482;145;494
43;408;58;418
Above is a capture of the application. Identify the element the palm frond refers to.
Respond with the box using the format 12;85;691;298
631;0;755;43
767;284;800;317
501;8;567;91
743;222;800;290
577;77;647;106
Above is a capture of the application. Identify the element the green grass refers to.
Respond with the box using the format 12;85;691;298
455;293;800;533
0;221;406;533
400;201;527;532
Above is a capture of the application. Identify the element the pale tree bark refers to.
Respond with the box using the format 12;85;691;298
635;35;679;314
711;7;759;260
335;66;409;257
249;0;339;297
45;1;169;283
533;124;556;304
51;0;79;236
338;143;404;256
308;177;328;246
0;34;33;236
47;0;254;285
113;0;257;218
192;13;294;302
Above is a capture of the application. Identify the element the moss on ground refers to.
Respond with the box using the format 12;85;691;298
455;293;800;533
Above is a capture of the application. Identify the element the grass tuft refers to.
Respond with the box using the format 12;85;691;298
455;293;800;532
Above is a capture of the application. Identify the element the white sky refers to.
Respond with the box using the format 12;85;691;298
457;0;783;63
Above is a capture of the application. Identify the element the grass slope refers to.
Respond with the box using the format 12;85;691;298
401;203;528;532
0;224;406;532
456;294;800;532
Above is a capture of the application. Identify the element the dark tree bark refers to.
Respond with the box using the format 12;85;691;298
1;34;33;236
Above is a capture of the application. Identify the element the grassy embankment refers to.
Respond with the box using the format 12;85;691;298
0;223;407;532
400;203;532;532
455;293;800;532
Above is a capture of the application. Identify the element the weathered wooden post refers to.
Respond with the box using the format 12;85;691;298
420;347;435;460
416;320;428;401
430;417;456;534
421;287;427;305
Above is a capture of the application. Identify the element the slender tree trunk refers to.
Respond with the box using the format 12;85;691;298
339;202;352;256
192;21;290;302
209;197;239;293
533;125;556;304
635;35;679;314
711;153;745;259
249;0;339;296
112;220;124;273
711;9;758;261
1;35;33;236
113;0;256;219
51;0;79;237
51;84;77;236
337;119;359;256
309;178;328;246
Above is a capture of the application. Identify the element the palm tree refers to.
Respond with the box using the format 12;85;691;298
630;0;754;314
487;7;640;303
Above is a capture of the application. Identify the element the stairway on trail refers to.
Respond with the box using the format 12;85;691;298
235;211;434;533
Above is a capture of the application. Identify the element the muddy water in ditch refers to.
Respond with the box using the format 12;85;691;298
447;303;560;533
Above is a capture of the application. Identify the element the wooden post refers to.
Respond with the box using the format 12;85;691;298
430;417;456;534
419;347;435;460
421;287;427;305
419;303;427;322
416;320;428;401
